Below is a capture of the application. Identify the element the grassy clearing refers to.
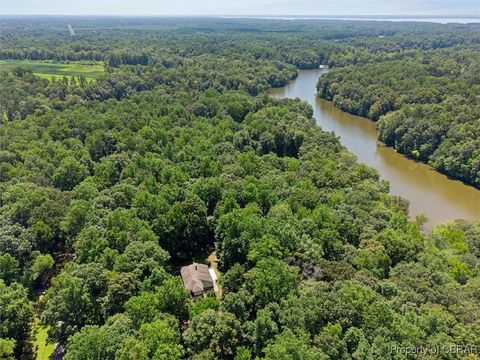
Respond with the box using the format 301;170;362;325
34;325;55;360
0;60;105;81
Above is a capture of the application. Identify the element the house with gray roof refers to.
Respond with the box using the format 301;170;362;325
180;263;214;297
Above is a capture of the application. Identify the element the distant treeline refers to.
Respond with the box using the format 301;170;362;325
2;17;479;69
107;52;149;67
0;49;104;62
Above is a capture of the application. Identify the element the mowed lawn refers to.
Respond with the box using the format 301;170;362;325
34;325;55;360
0;60;105;81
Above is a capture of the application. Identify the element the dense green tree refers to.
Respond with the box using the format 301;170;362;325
104;272;139;316
0;281;34;358
113;241;169;277
314;323;348;359
263;329;323;360
29;253;54;285
43;264;108;342
244;258;298;309
0;254;20;284
190;296;220;319
216;207;264;270
64;314;135;360
251;308;279;355
0;338;16;360
125;292;160;328
53;157;90;191
221;263;246;294
156;277;190;321
137;318;183;359
162;193;208;258
183;310;243;359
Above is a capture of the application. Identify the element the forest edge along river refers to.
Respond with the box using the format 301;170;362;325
269;69;480;229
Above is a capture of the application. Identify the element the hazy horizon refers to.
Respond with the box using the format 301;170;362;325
1;0;479;17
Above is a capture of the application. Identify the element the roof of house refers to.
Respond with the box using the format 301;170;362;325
180;263;214;295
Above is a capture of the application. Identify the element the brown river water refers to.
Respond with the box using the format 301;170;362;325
269;69;480;229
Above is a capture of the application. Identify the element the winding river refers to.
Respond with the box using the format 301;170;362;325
269;69;480;228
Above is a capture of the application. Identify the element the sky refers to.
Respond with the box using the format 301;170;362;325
1;0;479;16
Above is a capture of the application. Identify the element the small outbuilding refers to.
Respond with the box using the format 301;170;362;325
180;263;214;297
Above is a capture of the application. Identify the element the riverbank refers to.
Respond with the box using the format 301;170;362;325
269;69;480;228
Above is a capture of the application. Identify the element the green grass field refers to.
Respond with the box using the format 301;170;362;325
34;325;55;360
0;60;105;82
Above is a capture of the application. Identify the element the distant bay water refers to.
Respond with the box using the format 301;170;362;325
223;16;480;24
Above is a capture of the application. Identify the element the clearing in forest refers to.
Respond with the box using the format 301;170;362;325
0;60;105;81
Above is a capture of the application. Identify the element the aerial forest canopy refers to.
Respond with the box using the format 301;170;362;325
0;17;480;360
